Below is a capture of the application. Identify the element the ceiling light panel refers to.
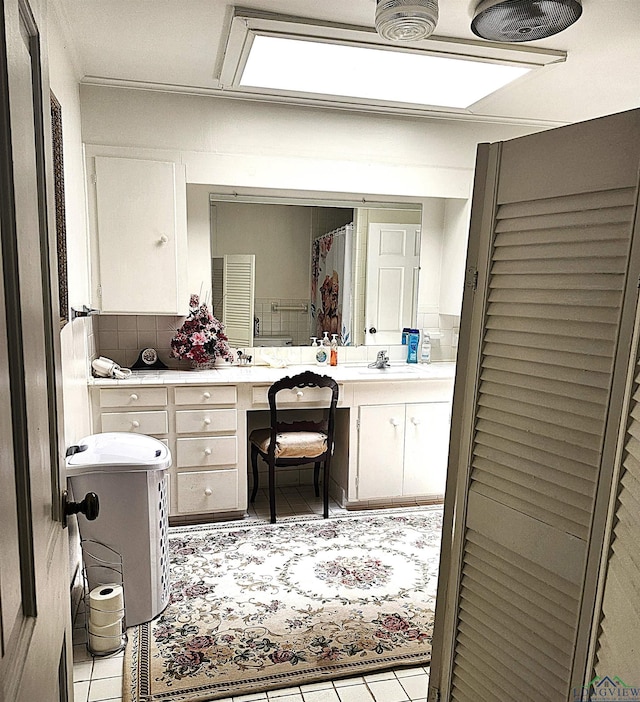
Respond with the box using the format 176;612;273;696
240;35;531;109
217;9;566;116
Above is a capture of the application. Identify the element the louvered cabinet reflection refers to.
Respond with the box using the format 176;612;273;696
356;401;450;501
174;385;240;515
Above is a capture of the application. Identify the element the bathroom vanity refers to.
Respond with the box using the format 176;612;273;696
89;362;455;523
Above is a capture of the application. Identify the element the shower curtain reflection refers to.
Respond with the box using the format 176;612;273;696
311;223;353;345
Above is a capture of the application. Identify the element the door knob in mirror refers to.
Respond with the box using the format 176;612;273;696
62;490;99;528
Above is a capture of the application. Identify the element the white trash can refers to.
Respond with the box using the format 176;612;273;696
66;432;172;627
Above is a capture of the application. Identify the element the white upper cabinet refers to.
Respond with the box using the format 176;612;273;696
90;155;188;314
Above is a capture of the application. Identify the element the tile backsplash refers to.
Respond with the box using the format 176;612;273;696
94;313;459;369
95;315;183;368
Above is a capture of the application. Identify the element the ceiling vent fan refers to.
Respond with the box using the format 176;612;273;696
471;0;582;42
375;0;439;41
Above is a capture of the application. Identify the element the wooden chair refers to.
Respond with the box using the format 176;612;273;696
248;370;339;523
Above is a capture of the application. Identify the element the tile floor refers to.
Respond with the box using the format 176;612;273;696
72;486;432;702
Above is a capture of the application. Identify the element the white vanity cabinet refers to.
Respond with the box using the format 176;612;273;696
356;401;450;500
89;154;188;314
174;385;242;516
97;387;169;435
90;383;246;521
89;364;455;521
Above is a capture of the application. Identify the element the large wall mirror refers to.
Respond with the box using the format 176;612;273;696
186;186;468;348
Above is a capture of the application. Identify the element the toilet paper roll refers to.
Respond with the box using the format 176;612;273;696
89;632;123;654
88;619;123;638
88;584;124;628
88;619;123;654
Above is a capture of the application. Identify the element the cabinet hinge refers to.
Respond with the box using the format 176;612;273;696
97;284;102;298
91;172;97;185
355;475;359;488
356;418;360;431
465;266;478;291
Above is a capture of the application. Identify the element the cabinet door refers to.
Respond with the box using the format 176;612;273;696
403;402;450;496
357;404;404;499
94;156;186;313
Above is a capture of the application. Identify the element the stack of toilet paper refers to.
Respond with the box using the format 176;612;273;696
88;584;124;654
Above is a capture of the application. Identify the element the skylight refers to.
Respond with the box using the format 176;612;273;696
240;35;532;109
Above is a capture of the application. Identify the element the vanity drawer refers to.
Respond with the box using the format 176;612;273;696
99;387;167;408
176;436;238;467
174;385;237;406
177;470;238;514
251;384;342;406
101;410;168;434
175;409;237;435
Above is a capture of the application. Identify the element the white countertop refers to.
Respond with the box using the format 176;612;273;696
89;362;456;386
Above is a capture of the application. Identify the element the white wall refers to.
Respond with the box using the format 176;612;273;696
439;199;472;316
185;184;214;302
48;10;93;445
79;86;544;201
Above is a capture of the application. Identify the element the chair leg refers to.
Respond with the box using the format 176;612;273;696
313;462;321;497
322;457;331;519
268;457;277;524
250;444;260;503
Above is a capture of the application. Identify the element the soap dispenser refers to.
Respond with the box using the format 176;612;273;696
330;334;338;366
315;335;328;365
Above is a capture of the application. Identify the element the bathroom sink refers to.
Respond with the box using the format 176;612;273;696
357;365;422;376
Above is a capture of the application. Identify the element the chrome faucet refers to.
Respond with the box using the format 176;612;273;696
373;350;390;369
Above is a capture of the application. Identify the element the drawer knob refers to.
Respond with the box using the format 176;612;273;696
390;418;400;427
203;417;211;425
411;417;421;426
204;488;212;497
203;391;211;399
159;234;169;244
131;420;140;428
130;393;138;401
296;390;304;398
204;447;212;456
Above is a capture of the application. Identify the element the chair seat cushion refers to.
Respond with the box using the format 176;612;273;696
249;427;327;459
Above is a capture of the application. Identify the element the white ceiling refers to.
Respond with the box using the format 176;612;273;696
53;0;640;126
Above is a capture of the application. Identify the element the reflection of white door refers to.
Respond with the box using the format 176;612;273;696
365;223;420;346
1;3;72;699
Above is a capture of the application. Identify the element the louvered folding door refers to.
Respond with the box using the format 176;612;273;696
593;355;640;680
430;110;640;702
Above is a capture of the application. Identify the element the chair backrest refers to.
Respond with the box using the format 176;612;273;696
267;371;339;456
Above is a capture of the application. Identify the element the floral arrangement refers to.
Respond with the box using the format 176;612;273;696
170;294;235;366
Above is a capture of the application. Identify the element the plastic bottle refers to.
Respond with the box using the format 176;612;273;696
330;334;338;366
315;335;328;365
421;331;431;364
407;329;419;364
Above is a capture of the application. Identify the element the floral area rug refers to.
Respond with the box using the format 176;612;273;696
123;506;443;701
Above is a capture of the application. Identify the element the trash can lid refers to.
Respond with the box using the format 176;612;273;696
65;432;172;475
